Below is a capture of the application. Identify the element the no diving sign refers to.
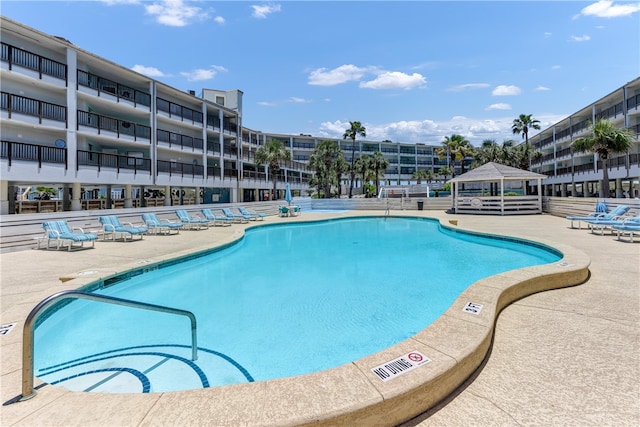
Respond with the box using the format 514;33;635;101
371;351;431;382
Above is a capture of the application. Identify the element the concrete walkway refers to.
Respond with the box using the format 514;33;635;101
1;211;638;426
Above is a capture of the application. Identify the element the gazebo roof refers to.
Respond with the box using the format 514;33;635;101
448;162;546;183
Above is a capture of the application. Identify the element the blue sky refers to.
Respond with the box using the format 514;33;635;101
2;1;639;146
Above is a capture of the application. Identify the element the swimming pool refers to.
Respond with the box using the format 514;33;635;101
34;216;561;393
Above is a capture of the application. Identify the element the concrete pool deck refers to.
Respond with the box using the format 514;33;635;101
1;211;638;426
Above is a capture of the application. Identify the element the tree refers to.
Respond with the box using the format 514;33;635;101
435;134;470;178
412;170;428;184
343;121;366;198
354;154;372;197
572;119;634;198
255;139;291;200
438;166;452;181
370;151;389;197
511;113;541;167
308;140;346;198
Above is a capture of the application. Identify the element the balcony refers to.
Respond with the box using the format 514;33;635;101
77;150;151;174
157;129;203;151
1;42;67;82
77;110;151;142
1;140;67;167
1;92;67;125
157;97;203;125
157;160;204;178
77;70;151;107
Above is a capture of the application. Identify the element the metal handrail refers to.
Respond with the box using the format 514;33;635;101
20;290;197;401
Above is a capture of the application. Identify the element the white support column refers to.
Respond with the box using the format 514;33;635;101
0;180;9;215
195;186;201;204
71;182;81;211
124;185;133;208
615;178;623;198
164;186;172;206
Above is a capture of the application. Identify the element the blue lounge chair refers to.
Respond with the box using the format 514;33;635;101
142;213;183;235
40;220;98;251
238;207;266;221
201;208;233;226
587;212;640;235
99;215;147;241
175;209;209;230
222;207;250;223
566;204;630;229
290;205;301;216
613;223;640;243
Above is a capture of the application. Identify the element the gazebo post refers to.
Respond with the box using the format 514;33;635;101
500;178;505;215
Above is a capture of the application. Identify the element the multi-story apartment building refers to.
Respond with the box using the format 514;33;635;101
1;16;637;215
529;77;640;198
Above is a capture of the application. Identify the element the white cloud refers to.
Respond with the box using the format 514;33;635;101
252;3;281;19
144;0;209;27
486;103;512;111
180;65;227;82
214;16;225;24
359;72;426;90
288;97;311;103
535;86;551;91
580;0;640;18
447;83;490;92
570;35;591;42
544;32;552;38
492;85;521;96
258;101;277;107
551;65;561;70
308;65;368;86
131;64;166;77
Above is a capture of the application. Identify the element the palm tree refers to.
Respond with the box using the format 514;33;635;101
572;119;635;198
370;151;389;197
435;134;469;178
334;156;350;198
354;154;372;197
438;166;452;181
455;138;474;176
343;121;366;198
412;170;428;184
511;113;541;167
255;139;291;200
308;140;346;198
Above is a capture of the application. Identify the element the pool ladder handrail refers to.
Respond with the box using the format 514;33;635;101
19;290;198;402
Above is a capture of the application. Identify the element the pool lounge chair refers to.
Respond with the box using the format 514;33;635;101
99;215;147;241
566;205;630;229
587;212;640;235
201;208;233;226
39;220;98;251
290;205;301;216
175;209;209;230
613;222;640;243
142;213;183;235
221;207;250;223
238;207;266;221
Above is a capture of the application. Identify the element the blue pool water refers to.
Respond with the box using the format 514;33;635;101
35;217;560;393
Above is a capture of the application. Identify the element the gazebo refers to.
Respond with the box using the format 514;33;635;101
447;162;546;215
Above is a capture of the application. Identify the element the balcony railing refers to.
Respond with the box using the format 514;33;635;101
157;129;203;150
242;170;267;181
77;110;151;141
223;168;238;179
206;166;222;177
1;140;67;168
77;70;151;107
157;98;203;125
207;141;221;154
222;120;238;135
1;42;67;82
157;160;204;177
77;150;151;174
206;114;221;130
627;94;640;110
595;102;623;121
1;92;67;125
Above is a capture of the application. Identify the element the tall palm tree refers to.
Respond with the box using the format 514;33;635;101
455;138;474;176
572;119;635;198
255;139;291;200
334;156;350;198
370;151;389;197
343;121;366;198
511;113;541;167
